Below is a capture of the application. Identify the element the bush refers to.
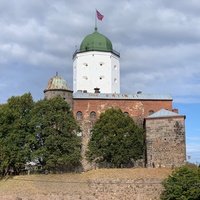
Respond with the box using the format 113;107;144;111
161;165;200;200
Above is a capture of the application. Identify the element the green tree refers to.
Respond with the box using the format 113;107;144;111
0;93;34;175
87;108;144;167
29;96;81;172
161;165;200;200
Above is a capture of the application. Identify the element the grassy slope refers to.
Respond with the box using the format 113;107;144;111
0;168;172;199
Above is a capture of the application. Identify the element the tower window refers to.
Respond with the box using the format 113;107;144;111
114;65;117;69
100;62;104;66
83;63;88;67
90;111;96;121
99;76;104;80
114;78;117;83
76;111;83;120
83;76;88;80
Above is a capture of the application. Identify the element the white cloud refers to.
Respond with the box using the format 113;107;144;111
0;0;200;104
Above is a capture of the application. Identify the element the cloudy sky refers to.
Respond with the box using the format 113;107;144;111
0;0;199;163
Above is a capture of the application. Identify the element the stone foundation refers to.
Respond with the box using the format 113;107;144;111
1;178;165;200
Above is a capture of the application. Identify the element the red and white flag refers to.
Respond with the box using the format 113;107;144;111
96;10;104;21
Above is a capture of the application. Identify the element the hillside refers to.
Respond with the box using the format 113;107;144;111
0;168;172;200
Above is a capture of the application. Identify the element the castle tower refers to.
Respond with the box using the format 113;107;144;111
73;28;120;93
145;109;186;168
44;73;73;108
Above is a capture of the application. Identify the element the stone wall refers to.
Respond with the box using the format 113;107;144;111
145;116;186;168
1;178;166;200
79;120;95;171
44;89;73;108
73;98;173;170
88;178;164;200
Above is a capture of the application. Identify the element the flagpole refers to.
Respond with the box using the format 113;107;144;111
95;9;97;31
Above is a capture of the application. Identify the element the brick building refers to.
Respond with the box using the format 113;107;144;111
44;27;186;170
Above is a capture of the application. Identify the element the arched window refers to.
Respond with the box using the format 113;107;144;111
76;111;83;120
90;111;96;121
149;110;154;115
124;112;129;116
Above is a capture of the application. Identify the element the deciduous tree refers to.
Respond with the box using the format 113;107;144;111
29;96;81;172
87;108;144;167
0;93;34;175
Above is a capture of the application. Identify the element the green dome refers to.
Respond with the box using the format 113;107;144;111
80;29;113;52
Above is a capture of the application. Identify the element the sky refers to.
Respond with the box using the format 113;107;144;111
0;0;199;163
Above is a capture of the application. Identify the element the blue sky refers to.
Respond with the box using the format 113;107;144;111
175;103;200;163
0;0;199;163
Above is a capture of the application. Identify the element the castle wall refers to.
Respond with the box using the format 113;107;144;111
73;98;172;120
0;171;170;200
145;116;186;168
88;178;164;200
73;98;173;170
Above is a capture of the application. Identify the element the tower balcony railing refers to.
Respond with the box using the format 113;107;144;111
72;49;120;59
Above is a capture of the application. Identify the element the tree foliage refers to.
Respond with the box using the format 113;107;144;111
87;108;144;167
161;165;200;200
0;93;34;175
0;94;82;176
29;96;81;172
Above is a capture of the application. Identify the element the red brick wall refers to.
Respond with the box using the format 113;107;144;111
73;99;172;120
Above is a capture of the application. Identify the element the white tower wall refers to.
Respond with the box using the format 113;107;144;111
73;51;120;93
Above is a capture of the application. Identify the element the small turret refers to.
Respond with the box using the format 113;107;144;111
44;73;73;108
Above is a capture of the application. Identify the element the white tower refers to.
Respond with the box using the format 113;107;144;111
73;28;120;93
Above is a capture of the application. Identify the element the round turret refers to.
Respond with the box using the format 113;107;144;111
45;73;69;90
44;73;73;107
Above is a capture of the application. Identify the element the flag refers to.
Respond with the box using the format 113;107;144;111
96;10;104;21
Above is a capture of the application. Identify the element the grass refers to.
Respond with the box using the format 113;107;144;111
0;168;172;199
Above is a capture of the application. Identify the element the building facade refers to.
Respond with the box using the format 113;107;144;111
44;28;186;170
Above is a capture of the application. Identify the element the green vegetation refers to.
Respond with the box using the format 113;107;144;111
161;165;200;200
87;108;144;167
0;94;81;176
29;97;81;172
0;93;34;175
